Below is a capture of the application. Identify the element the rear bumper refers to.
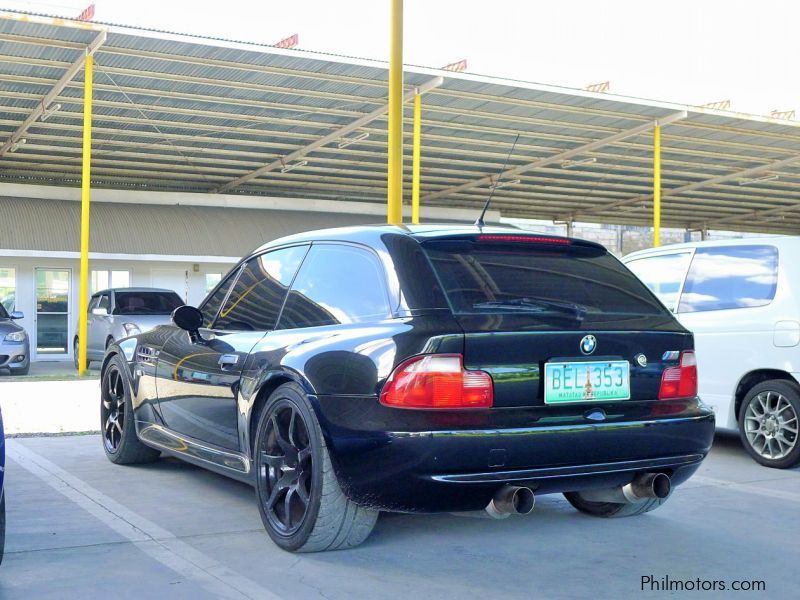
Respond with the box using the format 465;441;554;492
315;397;715;512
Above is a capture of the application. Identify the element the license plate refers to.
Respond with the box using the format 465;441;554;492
544;360;630;404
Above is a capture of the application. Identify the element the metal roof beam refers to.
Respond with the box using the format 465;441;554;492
212;76;444;194
0;30;106;158
577;150;800;222
421;111;688;203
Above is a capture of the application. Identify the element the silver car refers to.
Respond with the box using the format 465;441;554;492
74;288;184;368
0;305;29;375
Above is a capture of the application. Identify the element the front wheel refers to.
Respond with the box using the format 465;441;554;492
739;380;800;469
254;383;378;552
564;491;669;518
101;354;160;465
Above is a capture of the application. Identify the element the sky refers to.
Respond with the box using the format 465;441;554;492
3;0;799;116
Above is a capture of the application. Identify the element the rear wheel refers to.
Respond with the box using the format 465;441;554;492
74;339;93;370
739;380;800;469
254;383;378;552
101;354;160;465
564;491;669;518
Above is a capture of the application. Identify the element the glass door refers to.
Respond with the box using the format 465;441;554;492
34;268;71;359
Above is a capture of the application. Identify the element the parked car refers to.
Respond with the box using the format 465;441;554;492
0;304;29;375
100;225;714;552
1;402;5;565
624;237;800;468
74;288;183;369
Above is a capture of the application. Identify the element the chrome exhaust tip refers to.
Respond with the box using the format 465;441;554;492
485;485;535;519
579;472;672;504
623;472;671;502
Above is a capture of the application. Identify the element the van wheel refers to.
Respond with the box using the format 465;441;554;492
564;492;668;517
253;382;378;552
739;380;800;469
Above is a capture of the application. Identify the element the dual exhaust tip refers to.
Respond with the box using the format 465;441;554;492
484;473;671;519
485;485;536;519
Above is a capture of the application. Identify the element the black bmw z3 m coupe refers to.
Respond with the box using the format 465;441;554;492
100;225;715;552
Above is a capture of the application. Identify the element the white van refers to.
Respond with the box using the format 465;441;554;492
624;238;800;468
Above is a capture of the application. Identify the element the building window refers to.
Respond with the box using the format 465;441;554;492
0;267;15;311
91;270;131;294
205;273;222;294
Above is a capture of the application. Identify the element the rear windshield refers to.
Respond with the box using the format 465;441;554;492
113;291;183;315
422;239;667;326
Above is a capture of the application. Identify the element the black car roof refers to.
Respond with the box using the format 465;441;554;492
254;224;604;254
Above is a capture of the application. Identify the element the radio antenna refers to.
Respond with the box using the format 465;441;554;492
475;133;520;228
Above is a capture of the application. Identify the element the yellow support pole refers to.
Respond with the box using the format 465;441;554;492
653;124;661;247
387;0;403;225
78;54;93;375
411;92;421;224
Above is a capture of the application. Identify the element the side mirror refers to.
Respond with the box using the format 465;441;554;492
92;307;108;316
172;305;204;342
10;310;23;319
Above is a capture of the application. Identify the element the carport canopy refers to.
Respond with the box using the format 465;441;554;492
2;10;800;234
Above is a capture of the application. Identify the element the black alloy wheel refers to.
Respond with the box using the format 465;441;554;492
101;364;126;453
99;354;161;465
257;399;313;536
253;382;378;552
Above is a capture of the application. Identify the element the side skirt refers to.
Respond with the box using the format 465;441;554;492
137;422;254;485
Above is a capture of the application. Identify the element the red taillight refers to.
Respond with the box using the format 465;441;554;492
477;235;571;245
658;351;698;400
380;354;494;409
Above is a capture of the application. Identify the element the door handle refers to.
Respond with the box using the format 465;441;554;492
218;354;239;368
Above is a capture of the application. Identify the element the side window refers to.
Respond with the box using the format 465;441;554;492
278;244;390;330
214;245;307;331
87;295;100;312
678;245;778;313
625;252;692;311
199;267;239;328
97;293;110;312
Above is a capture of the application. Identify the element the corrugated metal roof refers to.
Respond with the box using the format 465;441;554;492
0;196;378;255
1;10;800;233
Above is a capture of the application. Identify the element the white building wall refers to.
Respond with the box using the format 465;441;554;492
1;255;237;361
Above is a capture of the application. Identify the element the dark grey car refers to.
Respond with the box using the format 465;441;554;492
74;288;183;368
0;304;29;375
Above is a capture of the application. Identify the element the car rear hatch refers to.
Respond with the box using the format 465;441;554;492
420;234;694;412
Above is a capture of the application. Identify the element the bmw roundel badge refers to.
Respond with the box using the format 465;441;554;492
580;335;597;355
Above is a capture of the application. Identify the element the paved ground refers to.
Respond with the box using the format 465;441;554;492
1;434;798;599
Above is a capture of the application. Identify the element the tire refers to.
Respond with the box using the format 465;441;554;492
101;354;160;465
738;380;800;469
564;491;669;518
74;339;92;370
253;382;378;552
0;492;5;566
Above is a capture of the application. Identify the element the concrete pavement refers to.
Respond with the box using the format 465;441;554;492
1;433;798;598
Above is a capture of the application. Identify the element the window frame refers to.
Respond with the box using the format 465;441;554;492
676;244;778;314
204;243;310;332
276;241;393;331
90;268;131;295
